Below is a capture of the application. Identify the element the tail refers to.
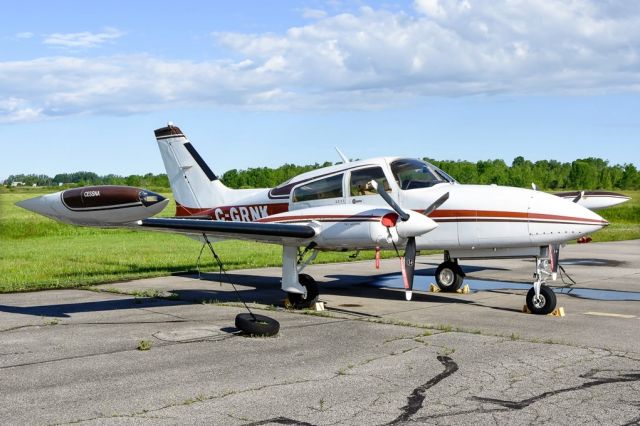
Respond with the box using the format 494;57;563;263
154;123;231;214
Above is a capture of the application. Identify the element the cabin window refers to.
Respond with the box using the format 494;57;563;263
390;159;452;190
292;174;344;202
349;167;390;196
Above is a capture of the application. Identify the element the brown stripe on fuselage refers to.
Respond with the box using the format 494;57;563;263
428;209;606;224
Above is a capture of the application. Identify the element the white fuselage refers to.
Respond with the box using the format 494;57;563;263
175;157;608;252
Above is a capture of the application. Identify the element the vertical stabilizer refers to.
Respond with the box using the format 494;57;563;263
154;123;230;213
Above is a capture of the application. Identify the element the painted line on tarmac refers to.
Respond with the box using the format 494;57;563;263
583;311;636;319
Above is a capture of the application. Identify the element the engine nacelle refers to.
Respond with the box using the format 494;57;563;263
16;186;169;226
258;205;438;250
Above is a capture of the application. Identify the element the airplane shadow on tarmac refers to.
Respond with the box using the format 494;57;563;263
0;264;518;318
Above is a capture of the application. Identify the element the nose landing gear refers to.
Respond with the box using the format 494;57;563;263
526;250;558;315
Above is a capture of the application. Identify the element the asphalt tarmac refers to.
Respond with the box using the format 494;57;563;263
1;240;639;425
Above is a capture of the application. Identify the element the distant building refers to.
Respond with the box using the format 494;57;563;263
10;181;25;187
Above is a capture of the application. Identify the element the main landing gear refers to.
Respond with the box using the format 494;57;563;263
287;273;319;309
434;252;465;292
281;245;320;309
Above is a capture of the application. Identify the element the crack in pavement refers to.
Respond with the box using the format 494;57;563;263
472;368;640;410
243;416;316;426
387;355;459;424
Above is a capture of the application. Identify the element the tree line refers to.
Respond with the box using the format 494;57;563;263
4;171;169;189
4;157;639;190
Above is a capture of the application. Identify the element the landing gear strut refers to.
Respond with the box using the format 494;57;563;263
527;248;558;315
435;252;465;292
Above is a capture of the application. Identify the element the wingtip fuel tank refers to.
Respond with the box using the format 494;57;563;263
16;186;169;226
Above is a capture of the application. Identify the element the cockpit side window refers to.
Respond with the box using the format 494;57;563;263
292;174;343;202
349;167;390;196
390;159;452;190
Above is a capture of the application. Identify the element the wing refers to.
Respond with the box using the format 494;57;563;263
138;217;317;245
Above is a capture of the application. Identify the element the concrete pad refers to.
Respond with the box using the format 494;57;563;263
0;240;639;424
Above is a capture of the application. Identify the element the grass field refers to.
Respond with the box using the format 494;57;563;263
0;189;396;292
1;188;638;293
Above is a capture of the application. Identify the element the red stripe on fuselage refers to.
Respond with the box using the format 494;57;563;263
428;209;606;225
176;202;605;226
176;202;288;221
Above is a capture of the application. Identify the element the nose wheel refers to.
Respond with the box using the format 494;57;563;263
526;284;556;315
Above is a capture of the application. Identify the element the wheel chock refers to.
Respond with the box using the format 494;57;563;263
456;284;470;294
314;301;326;311
429;283;441;293
521;305;565;316
283;297;293;309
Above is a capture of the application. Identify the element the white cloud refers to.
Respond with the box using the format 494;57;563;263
15;32;34;39
0;98;43;123
302;8;327;19
2;2;640;122
43;27;124;49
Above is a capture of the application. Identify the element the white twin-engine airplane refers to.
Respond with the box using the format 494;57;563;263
18;124;628;315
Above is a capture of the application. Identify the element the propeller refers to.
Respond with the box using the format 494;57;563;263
549;243;560;280
370;180;409;221
370;180;445;301
423;192;449;216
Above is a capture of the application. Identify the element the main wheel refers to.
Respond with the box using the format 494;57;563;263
435;261;464;292
235;313;280;337
526;285;557;315
287;273;319;309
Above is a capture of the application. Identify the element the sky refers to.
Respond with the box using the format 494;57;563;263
1;0;639;181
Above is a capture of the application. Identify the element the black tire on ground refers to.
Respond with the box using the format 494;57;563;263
435;261;464;292
235;313;280;337
526;285;557;315
287;273;319;309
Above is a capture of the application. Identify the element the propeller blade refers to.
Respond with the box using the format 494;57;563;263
572;191;585;203
370;180;410;221
549;243;560;280
423;192;450;216
400;237;417;301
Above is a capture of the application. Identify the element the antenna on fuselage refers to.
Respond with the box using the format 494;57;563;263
335;147;350;164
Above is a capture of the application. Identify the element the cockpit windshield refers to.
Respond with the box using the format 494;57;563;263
390;159;456;190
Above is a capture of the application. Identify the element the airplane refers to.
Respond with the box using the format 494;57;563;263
17;123;623;316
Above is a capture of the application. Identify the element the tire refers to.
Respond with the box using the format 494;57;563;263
435;261;464;292
235;313;280;337
526;285;557;315
287;273;319;309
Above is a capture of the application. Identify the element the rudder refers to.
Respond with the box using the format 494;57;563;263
154;123;230;214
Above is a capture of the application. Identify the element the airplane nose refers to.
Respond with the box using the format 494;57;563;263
528;192;609;244
15;193;61;219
